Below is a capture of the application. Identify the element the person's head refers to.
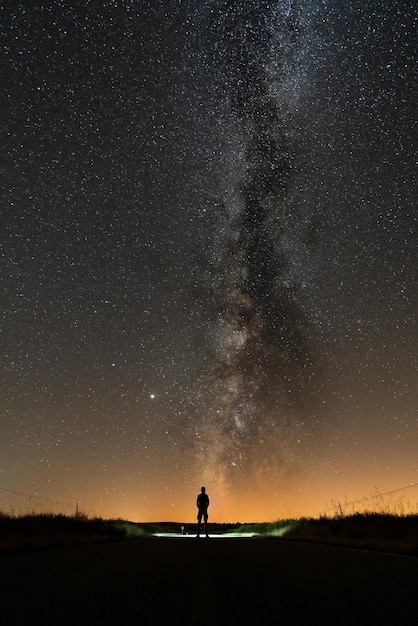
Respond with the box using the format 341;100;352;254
201;486;206;493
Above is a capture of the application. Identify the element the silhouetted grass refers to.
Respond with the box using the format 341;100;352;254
234;519;300;536
236;513;418;555
0;512;152;554
2;512;418;557
278;513;418;556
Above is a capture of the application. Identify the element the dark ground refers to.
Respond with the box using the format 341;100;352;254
0;537;417;625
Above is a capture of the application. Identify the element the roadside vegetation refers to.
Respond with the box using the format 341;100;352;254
239;513;418;556
2;511;418;557
233;519;299;537
0;512;154;554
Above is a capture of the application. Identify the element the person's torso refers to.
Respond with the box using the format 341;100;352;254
198;494;208;509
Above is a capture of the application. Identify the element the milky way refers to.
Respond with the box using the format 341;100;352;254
1;0;417;521
182;0;417;513
184;1;321;498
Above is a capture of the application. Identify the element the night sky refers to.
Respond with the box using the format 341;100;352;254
1;0;417;522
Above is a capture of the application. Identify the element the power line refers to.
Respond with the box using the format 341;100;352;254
0;486;100;516
319;482;418;515
372;482;418;498
0;486;73;508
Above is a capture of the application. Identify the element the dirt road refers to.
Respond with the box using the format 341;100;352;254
0;537;416;625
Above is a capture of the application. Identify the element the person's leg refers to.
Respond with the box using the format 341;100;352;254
204;512;208;537
197;511;202;537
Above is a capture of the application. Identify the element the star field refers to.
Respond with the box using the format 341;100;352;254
1;0;417;521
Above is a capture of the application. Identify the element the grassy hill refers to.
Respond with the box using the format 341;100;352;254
1;512;418;556
238;513;418;556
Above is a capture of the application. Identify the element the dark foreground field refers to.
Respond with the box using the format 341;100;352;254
0;537;417;626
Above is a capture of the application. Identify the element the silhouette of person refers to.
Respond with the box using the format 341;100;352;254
196;486;209;537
